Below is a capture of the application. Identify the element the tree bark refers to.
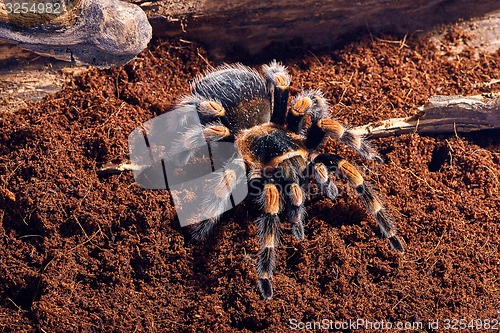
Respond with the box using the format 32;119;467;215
143;0;500;59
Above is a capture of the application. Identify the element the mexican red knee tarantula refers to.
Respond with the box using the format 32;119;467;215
170;61;404;300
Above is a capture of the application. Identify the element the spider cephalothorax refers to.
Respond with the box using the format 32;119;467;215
168;61;404;300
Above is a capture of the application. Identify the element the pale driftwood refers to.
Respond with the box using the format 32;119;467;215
351;93;500;138
0;0;152;67
0;44;89;113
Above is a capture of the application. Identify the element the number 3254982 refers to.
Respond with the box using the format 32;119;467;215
5;2;62;14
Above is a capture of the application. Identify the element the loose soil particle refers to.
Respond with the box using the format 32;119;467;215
1;29;499;332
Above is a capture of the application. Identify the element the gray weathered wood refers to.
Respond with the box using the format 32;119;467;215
351;93;500;138
0;0;152;67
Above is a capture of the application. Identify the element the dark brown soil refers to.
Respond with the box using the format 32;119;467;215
1;29;499;332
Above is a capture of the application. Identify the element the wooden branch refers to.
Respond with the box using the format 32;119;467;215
0;0;152;67
97;93;500;177
351;93;500;138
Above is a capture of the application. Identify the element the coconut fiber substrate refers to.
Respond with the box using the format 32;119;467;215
1;28;499;332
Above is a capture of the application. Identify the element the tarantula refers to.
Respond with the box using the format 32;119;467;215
163;61;404;300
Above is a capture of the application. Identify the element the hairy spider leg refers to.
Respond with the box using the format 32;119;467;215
191;217;219;241
284;181;306;240
202;123;232;142
308;161;339;201
263;61;291;126
287;92;314;134
313;154;405;252
191;157;246;240
297;91;382;162
256;181;282;300
273;156;308;241
170;120;231;166
179;95;227;123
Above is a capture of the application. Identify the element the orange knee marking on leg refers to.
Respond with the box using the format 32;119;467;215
274;73;290;90
317;119;345;139
338;160;364;187
264;184;280;215
313;163;329;184
290;183;303;206
351;134;362;148
263;233;276;248
292;97;312;116
200;100;226;117
203;125;230;141
367;196;383;214
215;169;237;197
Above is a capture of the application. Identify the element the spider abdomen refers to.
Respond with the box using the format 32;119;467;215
193;65;271;133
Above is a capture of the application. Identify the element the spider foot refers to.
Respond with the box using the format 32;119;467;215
258;278;274;300
389;235;405;253
190;218;218;241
